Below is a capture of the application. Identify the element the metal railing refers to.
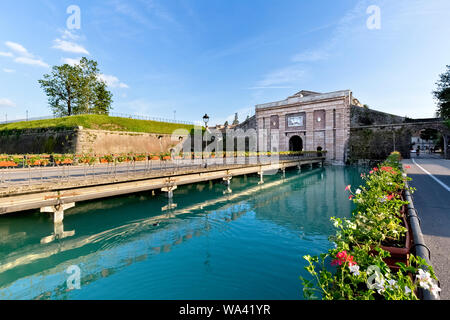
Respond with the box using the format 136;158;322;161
1;112;194;126
0;153;326;194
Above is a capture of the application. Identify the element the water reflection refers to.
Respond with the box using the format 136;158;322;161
0;166;364;300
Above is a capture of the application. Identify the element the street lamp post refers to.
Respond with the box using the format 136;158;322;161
202;114;210;161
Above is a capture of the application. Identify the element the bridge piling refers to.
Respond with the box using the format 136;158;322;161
40;202;75;224
223;174;233;194
258;170;264;185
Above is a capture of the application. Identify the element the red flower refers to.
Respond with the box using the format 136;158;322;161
404;165;411;169
373;167;379;172
348;195;354;200
331;251;357;267
380;166;397;175
386;194;395;201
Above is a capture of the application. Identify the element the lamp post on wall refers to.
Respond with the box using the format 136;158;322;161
202;114;210;161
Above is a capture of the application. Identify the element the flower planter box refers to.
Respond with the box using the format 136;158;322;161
162;156;171;161
0;161;18;167
55;159;74;165
370;214;412;272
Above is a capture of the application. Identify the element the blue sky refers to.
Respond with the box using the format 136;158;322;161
0;0;449;125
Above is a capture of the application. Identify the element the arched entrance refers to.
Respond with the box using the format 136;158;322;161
289;135;303;152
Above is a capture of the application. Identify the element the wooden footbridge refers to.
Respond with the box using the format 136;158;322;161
0;155;325;222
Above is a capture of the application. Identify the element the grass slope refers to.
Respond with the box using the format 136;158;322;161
0;114;197;134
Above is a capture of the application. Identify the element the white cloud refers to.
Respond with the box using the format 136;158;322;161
53;39;89;55
292;49;329;62
255;65;305;88
3;68;15;73
61;29;80;41
2;41;49;68
0;98;16;108
0;51;13;57
14;57;49;68
98;74;129;89
61;57;82;66
5;41;32;57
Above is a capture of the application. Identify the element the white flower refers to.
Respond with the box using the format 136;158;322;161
349;264;360;276
356;189;362;195
344;219;357;230
331;218;341;228
416;269;439;294
386;279;398;290
374;280;385;294
404;286;412;294
416;269;432;288
430;282;441;298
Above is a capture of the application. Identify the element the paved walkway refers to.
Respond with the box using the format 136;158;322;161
403;158;450;300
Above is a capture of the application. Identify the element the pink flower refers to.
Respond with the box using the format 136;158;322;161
331;251;357;267
345;185;351;191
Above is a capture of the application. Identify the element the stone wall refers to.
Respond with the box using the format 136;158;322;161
0;129;78;154
75;128;185;154
351;106;405;126
0;127;186;155
348;127;411;163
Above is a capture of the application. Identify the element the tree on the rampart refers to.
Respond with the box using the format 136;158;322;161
433;65;450;120
38;57;113;116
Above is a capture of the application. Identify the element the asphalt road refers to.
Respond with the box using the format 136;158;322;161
403;157;450;300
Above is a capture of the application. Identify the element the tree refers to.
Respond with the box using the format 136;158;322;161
420;128;438;141
91;81;113;114
433;65;450;119
38;57;113;116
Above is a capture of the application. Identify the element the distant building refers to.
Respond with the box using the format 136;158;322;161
411;134;435;151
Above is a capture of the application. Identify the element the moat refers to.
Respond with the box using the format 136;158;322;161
0;166;363;300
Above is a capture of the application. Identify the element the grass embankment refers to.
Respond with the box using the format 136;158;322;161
0;114;197;135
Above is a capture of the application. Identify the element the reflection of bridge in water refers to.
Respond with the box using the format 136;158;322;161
0;166;345;299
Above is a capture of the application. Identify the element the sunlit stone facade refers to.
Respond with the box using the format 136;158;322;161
255;90;361;164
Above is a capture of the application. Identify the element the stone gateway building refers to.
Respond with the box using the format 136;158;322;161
254;90;359;165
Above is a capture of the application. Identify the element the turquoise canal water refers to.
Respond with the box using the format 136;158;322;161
0;166;364;300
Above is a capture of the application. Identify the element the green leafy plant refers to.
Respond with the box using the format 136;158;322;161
301;151;440;300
